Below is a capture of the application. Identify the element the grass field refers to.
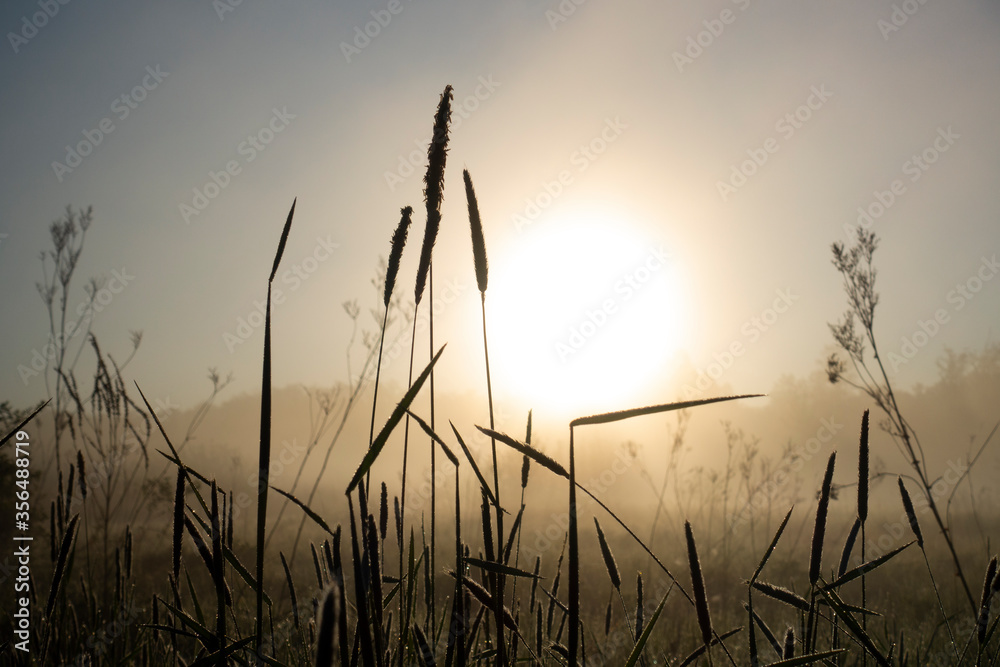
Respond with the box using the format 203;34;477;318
2;85;998;666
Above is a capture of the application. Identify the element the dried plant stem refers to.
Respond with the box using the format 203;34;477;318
479;292;506;665
365;304;391;492
859;410;869;667
428;263;437;638
568;426;579;665
398;312;418;667
920;548;958;660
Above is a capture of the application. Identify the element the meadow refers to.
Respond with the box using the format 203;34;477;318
2;85;999;666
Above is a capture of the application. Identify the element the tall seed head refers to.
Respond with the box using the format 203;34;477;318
594;518;621;591
393;496;402;546
463;169;488;293
783;627;795;659
414;85;454;305
172;468;184;581
897;477;923;548
530;555;541;608
76;450;87;501
384;206;412;307
858;410;869;522
685;521;713;646
635;572;644;635
522;409;533;489
809;452;837;586
379;482;389;541
315;583;340;667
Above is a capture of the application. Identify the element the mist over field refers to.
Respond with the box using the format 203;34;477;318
147;343;1000;526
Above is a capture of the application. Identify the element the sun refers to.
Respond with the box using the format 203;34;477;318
487;208;687;418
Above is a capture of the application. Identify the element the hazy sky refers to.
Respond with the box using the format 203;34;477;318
2;0;999;420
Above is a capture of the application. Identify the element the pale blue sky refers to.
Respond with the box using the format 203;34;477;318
2;0;998;417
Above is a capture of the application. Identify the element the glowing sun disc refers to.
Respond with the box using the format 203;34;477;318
488;210;686;416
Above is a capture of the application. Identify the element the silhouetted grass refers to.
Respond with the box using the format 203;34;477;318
5;86;1000;667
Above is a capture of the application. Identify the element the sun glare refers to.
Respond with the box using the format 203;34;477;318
488;208;687;417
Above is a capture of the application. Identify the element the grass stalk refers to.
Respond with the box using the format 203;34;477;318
367;206;413;492
858;410;869;667
255;198;295;662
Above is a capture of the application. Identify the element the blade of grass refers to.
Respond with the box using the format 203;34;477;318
823;541;914;591
346;345;446;495
743;602;782;659
677;628;742;667
623;587;672;667
450;423;498;507
464;558;543;580
0;399;49;448
751;507;793;584
569;394;763;427
816;583;891;666
764;649;846;666
255;197;296;661
271;486;337;537
686;521;713;649
809;453;837;587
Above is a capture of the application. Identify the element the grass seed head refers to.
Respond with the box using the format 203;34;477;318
379;482;389;541
463;169;488;293
685;521;713;646
897;477;924;548
384;206;412;307
75;450;87;500
783;627;795;659
594;518;621;591
809;452;837;586
858;410;869;522
414;85;453;305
